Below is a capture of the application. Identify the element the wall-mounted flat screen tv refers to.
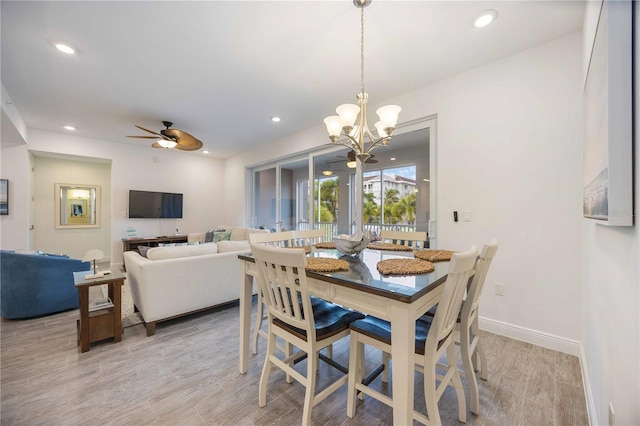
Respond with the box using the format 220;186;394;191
129;190;183;219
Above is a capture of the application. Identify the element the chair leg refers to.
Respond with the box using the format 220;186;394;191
423;359;441;426
381;350;390;383
460;321;479;414
252;291;264;355
325;343;333;359
259;329;276;408
448;344;467;423
347;333;362;418
285;341;293;384
476;338;488;381
302;349;318;425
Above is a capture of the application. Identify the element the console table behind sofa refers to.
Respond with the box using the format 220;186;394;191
122;236;188;254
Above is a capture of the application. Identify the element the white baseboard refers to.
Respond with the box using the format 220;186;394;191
478;316;581;356
479;316;596;425
579;344;597;426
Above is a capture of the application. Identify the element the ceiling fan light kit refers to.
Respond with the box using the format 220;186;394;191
323;0;401;164
127;121;203;151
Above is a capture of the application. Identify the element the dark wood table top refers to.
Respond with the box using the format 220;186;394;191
239;248;449;303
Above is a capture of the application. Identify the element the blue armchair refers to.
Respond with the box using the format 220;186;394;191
1;250;90;319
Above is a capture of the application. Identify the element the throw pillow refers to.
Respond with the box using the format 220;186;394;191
204;230;215;243
213;230;231;243
138;246;151;258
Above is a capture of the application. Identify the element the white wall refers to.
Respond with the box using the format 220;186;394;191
5;129;226;266
581;2;639;424
227;33;584;344
32;155;112;260
0;145;31;249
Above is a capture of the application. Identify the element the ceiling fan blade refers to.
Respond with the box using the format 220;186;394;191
135;125;162;136
163;129;203;150
127;135;158;139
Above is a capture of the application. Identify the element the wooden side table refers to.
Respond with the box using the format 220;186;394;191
73;270;125;353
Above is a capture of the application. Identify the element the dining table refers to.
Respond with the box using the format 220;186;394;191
237;247;450;426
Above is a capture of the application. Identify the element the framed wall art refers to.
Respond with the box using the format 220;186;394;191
583;0;633;226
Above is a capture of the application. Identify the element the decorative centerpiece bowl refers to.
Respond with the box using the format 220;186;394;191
333;230;373;257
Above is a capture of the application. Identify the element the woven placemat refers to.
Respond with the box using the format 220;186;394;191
414;249;455;262
368;242;413;252
286;245;312;254
377;258;435;276
315;242;336;249
305;257;349;273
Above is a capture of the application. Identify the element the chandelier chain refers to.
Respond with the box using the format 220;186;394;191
360;5;365;96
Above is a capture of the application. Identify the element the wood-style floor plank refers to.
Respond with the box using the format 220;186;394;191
1;302;588;425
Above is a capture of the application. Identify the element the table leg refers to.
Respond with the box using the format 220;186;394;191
113;280;123;342
78;286;90;353
239;269;253;374
389;304;415;425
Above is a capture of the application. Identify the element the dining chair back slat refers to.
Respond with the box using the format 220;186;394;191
291;229;325;247
379;230;427;249
249;231;294;247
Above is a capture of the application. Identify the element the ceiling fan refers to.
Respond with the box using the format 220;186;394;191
334;150;378;164
127;121;203;151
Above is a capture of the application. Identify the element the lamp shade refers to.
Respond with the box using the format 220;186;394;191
82;249;104;263
376;105;401;129
336;104;360;127
157;139;178;149
346;160;357;169
324;116;342;138
374;121;388;138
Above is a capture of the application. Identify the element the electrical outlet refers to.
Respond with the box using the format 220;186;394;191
494;283;504;296
609;402;615;426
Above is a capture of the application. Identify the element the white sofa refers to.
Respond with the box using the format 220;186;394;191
123;227;265;336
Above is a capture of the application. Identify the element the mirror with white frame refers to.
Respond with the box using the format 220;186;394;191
55;183;100;228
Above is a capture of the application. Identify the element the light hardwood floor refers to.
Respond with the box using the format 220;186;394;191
1;302;588;425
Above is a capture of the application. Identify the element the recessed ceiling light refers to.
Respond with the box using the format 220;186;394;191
271;116;281;123
202;150;209;154
474;10;498;28
390;157;396;161
63;125;76;131
423;178;430;182
55;43;75;54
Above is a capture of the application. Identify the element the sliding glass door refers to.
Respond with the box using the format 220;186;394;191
249;116;437;245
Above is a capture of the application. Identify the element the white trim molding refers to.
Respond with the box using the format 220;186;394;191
479;316;580;356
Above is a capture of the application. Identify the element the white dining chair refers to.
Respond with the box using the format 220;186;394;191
379;230;428;250
249;231;295;355
251;243;364;425
422;239;499;414
291;229;326;248
346;246;478;425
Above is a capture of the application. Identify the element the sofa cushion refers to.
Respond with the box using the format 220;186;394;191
229;227;246;241
216;240;250;253
147;242;218;260
188;232;205;244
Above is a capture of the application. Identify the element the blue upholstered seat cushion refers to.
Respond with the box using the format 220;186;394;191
349;314;438;355
274;296;364;341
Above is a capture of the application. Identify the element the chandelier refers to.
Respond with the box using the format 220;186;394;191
323;0;401;165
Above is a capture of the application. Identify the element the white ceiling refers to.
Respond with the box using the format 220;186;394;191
1;1;584;159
